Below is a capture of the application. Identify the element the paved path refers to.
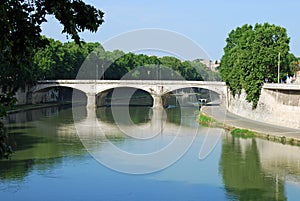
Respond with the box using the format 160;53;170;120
202;105;300;140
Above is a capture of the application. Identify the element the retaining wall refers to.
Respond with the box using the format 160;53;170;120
228;88;300;129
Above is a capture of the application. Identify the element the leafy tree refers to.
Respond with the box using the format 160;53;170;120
220;23;292;108
286;54;299;77
34;38;102;79
1;0;104;113
190;61;221;81
0;0;104;159
35;42;220;81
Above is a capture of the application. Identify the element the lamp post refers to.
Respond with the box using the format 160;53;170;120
277;52;281;83
102;64;104;80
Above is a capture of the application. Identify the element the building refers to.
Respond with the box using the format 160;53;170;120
194;59;220;72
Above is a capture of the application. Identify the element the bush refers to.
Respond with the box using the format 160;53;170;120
231;128;255;138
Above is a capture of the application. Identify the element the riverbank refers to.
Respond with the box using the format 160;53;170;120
200;105;300;146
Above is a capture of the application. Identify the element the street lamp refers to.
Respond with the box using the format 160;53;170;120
277;52;281;83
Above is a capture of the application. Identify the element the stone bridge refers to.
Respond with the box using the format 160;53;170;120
31;80;228;108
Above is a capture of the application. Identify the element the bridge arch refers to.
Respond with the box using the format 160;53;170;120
162;84;224;96
30;85;87;105
161;86;222;107
96;87;154;107
162;85;225;105
32;83;86;94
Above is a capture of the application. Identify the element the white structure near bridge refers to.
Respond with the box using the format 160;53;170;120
31;80;228;108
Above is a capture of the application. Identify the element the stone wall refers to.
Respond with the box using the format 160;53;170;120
14;85;32;105
228;89;300;129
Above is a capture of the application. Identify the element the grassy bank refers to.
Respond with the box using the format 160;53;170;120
199;113;255;138
198;113;222;128
230;128;255;138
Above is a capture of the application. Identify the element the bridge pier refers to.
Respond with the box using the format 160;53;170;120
86;93;96;108
152;95;163;108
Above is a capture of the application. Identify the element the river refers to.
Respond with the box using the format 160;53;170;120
1;106;300;200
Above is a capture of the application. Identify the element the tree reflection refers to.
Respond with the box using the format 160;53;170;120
96;107;151;124
0;107;86;181
220;135;287;201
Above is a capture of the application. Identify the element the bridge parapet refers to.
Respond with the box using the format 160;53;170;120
263;83;300;91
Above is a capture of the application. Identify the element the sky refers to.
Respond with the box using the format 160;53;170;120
42;0;300;60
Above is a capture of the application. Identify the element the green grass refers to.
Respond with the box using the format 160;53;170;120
198;114;256;138
230;128;255;139
198;113;220;127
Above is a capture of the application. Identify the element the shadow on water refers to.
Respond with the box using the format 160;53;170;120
6;126;34;130
166;107;181;125
0;157;65;181
0;159;35;181
205;103;221;107
6;132;45;151
220;135;287;201
4;105;73;124
96;106;152;124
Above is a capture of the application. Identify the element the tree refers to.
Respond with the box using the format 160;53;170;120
0;0;104;159
1;0;104;112
288;55;300;76
220;23;292;108
34;38;102;79
190;61;221;81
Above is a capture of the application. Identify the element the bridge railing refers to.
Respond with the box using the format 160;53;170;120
263;83;300;90
37;80;226;85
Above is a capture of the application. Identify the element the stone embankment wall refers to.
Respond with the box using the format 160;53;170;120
228;88;300;129
14;87;60;105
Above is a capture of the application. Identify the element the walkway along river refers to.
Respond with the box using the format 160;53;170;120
201;104;300;143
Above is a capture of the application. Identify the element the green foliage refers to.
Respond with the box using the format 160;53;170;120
230;128;255;138
198;113;220;127
34;38;102;79
0;122;13;159
0;0;104;87
0;0;104;159
190;61;222;81
34;41;221;81
290;57;300;74
220;23;293;108
0;0;104;113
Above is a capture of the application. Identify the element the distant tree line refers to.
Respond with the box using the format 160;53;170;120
34;37;221;81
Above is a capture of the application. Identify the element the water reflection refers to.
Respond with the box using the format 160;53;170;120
5;106;70;124
97;107;151;124
1;107;85;180
220;135;287;201
256;138;300;183
0;106;300;200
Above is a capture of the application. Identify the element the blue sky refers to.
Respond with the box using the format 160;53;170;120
42;0;300;60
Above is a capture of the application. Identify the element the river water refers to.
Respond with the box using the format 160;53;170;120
1;106;300;201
